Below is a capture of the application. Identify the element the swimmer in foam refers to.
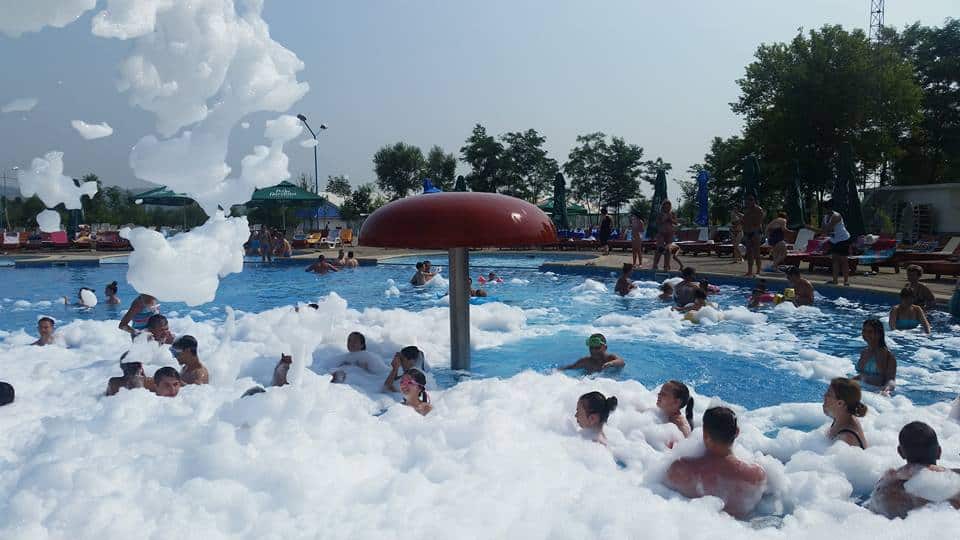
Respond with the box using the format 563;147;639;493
104;281;121;305
854;318;897;395
399;368;432;416
673;267;699;307
33;316;56;346
106;360;146;396
869;421;960;518
410;262;427;285
328;332;388;383
119;293;160;337
343;251;359;268
422;260;438;281
657;380;695;439
468;278;488;298
478;271;502;284
305;254;339;274
784;266;814;306
615;263;636;296
560;334;625;373
658;282;674;301
145;314;175;345
383;346;429;393
823;378;868;449
747;279;769;308
673;288;708;314
153;366;182;397
889;287;931;334
665;407;767;519
575;391;618;445
172;335;208;385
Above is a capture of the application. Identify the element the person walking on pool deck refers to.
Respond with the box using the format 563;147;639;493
560;334;625;373
305;254;339;274
665;407;767;519
615;263;636;296
904;265;936;310
784;266;815;306
816;198;852;286
652;200;678;271
823;378;868;449
869;422;960;519
889;287;931;334
854;318;897;395
575;391;618;445
598;207;613;255
630;213;645;267
172;335;209;385
741;194;765;277
119;293;160;337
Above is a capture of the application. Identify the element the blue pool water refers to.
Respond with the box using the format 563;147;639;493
1;253;957;409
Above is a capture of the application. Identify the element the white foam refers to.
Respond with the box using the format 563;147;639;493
35;209;61;233
904;468;960;502
17;151;98;210
300;138;318;148
79;289;98;307
509;278;529;285
572;278;607;294
1;96;39;112
70;119;114;139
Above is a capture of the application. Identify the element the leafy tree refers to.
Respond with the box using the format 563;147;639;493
564;132;610;211
373;142;425;199
325;175;353;198
339;183;383;223
423;146;457;190
687;136;750;224
499;129;558;202
628;195;651;221
459;124;504;192
604;137;645;213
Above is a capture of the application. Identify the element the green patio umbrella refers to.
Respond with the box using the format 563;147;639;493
742;155;761;202
838;143;865;237
134;186;195;228
539;200;588;216
246;180;327;229
786;161;806;229
646;168;668;239
551;172;570;230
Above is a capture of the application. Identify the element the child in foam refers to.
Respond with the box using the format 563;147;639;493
119;293;160;336
665;407;767;520
106;359;146;396
399;368;432;416
153;367;182;398
656;380;695;439
146;314;176;345
854;318;897;396
575;391;618;446
869;422;960;519
383;346;429;393
477;271;503;284
674;288;708;314
614;263;636;297
658;282;674;301
889;287;932;334
32;316;56;346
560;334;625;374
823;378;868;449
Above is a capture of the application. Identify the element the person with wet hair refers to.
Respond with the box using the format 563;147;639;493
855;318;897;396
306;254;339;274
104;281;121;305
869;422;960;518
673;267;699;307
657;380;695;438
172;335;208;385
383;346;428;393
343;251;359;268
119;293;160;337
889;287;931;334
615;263;636;296
575;391;618;445
823;378;868;448
146;314;175;344
410;262;426;286
658;282;674;301
673;288;708;314
665;407;767;519
33;317;56;346
560;334;625;373
0;381;15;406
399;368;432;416
106;360;146;396
329;331;388;383
904;265;936;309
784;266;814;306
153;367;182;398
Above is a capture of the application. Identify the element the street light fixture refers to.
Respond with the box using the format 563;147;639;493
296;114;327;195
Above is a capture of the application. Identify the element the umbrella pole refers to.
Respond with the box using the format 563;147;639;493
448;247;471;371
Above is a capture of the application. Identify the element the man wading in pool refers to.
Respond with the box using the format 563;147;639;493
560;334;625;373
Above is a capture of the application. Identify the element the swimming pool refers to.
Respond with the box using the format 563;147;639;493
1;252;956;409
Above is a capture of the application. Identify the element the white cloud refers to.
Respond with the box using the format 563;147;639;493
0;0;96;38
70;120;114;139
1;97;39;113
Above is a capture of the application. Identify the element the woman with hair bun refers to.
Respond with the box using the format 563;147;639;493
657;380;695;438
575;391;618;445
104;281;121;305
823;377;868;449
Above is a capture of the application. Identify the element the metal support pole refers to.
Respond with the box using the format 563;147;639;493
448;247;471;370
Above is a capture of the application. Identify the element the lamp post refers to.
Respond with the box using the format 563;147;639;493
296;114;327;195
1;166;17;230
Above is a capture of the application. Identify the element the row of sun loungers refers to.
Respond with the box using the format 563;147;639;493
1;231;130;251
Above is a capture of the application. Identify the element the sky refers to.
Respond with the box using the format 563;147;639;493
0;0;955;201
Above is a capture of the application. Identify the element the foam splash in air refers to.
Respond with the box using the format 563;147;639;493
1;97;39;113
35;209;61;233
70;120;114;139
17;152;98;209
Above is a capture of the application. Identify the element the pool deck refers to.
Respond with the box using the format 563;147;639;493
3;246;956;304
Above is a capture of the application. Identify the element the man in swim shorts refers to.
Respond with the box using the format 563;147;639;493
665;407;767;519
33;317;56;346
741;195;765;277
560;334;626;373
172;335;209;385
785;266;814;306
306;254;339;274
869;421;960;518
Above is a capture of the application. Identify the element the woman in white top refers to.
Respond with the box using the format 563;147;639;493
818;198;852;286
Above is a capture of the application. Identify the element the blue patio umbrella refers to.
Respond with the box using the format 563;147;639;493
695;169;710;226
422;178;442;194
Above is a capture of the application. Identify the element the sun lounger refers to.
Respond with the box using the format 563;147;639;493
291;234;307;249
305;232;324;246
909;260;960;280
340;228;354;246
3;232;21;250
319;229;342;249
95;231;131;251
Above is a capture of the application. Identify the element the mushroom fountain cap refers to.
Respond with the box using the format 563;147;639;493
359;192;557;249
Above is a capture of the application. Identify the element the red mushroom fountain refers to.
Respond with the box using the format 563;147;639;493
359;192;557;370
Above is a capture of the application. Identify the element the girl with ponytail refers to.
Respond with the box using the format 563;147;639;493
399;368;432;416
657;380;695;438
823;377;868;449
105;281;121;305
575;391;618;445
